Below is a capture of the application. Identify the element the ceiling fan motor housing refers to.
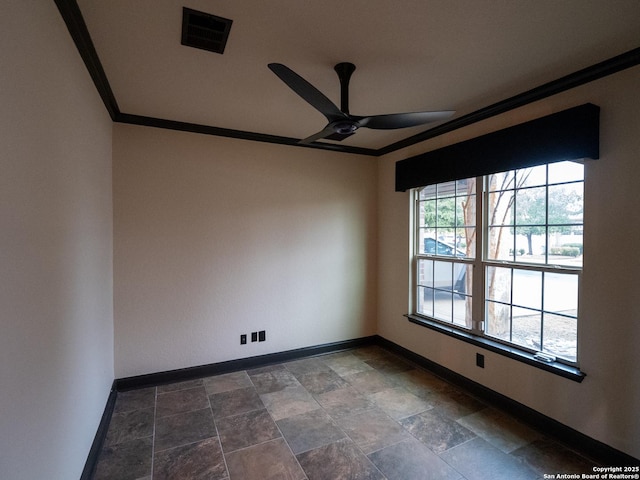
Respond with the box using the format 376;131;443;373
333;121;358;134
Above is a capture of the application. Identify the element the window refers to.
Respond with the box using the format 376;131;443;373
413;161;584;365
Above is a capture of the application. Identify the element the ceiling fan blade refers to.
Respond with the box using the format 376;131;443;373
298;124;337;145
356;110;455;130
268;63;346;122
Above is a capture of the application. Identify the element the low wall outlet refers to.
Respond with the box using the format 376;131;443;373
251;332;258;342
476;353;485;368
258;330;266;342
240;334;247;345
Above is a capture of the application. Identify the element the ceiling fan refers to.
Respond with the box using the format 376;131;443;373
268;62;455;144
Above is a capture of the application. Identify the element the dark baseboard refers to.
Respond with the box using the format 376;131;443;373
375;335;640;467
80;383;117;480
115;335;377;391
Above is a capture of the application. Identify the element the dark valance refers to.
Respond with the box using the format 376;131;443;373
395;103;600;192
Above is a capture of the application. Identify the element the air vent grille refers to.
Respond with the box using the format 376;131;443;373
181;7;232;54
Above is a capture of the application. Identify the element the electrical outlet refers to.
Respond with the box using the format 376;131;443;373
251;332;258;342
258;330;266;342
240;334;247;345
476;353;485;368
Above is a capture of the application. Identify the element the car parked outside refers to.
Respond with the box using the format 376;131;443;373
422;237;467;296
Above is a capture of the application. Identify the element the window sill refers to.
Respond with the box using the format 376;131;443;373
405;314;586;383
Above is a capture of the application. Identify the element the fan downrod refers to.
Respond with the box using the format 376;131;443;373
334;62;356;114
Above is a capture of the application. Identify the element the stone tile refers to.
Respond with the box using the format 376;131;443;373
400;409;476;454
246;363;286;375
284;357;332;377
157;378;204;393
105;408;154;446
225;438;306;480
260;385;320;421
297;369;350;395
457;407;541;453
391;368;452;397
315;386;376;419
216;408;281;453
296;438;385;480
319;350;354;360
93;437;152;480
208;386;264;419
113;388;156;414
350;345;391;362
365;355;414;375
339;408;411;454
155;386;209;418
368;437;463;480
441;437;538;480
431;387;486;420
203;370;253;395
153;437;227;480
367;386;432;420
277;408;346;454
322;352;374;377
154;408;216;452
511;437;598;475
344;369;398;395
249;366;301;394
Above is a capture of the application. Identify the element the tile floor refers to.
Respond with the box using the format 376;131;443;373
93;346;598;479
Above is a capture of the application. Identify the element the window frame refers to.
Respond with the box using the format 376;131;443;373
410;163;585;377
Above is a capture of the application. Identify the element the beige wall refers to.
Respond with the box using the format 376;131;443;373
113;125;377;378
0;1;114;479
377;65;640;459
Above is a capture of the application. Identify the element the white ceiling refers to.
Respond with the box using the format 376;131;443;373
77;0;640;150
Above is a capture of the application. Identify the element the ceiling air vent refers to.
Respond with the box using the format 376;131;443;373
181;7;233;54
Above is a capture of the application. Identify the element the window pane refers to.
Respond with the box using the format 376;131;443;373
512;269;542;310
542;313;577;362
456;178;475;195
548;161;583;184
486;266;511;303
433;261;453;290
418;286;434;317
453;295;472;328
517;164;546;188
456;193;476;227
544;273;578;316
437;181;456;198
437;197;456;228
516;187;546;225
486;301;510;341
512;308;541;351
488;226;514;261
419;184;437;200
421;234;436;255
488;189;514;226
419;200;436;227
434;290;453;321
549;184;583;225
458;227;475;259
488;170;515;192
548;227;582;267
454;263;471;296
418;259;433;287
436;236;456;256
515;226;546;263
